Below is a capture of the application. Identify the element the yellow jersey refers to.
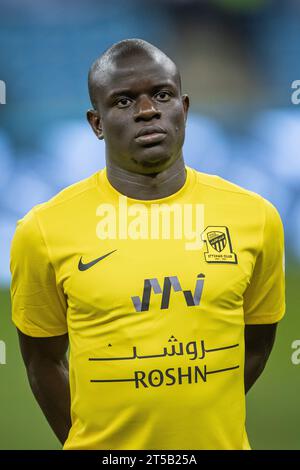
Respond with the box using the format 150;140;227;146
10;166;285;450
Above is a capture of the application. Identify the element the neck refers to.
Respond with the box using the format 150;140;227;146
106;156;187;200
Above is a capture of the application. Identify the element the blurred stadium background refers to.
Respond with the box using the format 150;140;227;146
0;0;299;449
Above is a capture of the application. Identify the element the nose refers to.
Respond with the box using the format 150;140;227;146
133;95;161;122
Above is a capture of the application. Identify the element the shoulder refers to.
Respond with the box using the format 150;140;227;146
191;168;284;246
12;171;100;245
192;167;280;216
32;171;99;216
20;171;99;221
193;168;262;201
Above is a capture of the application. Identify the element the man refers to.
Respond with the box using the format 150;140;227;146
10;39;285;450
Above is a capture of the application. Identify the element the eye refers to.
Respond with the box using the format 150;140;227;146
155;91;171;102
116;97;132;108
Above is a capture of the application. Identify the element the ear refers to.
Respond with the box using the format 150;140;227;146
87;109;104;140
181;94;190;124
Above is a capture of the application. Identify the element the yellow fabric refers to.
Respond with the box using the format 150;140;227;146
10;166;285;450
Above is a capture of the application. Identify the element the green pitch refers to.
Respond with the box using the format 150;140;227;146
0;263;299;449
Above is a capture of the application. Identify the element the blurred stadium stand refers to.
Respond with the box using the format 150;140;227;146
0;0;300;284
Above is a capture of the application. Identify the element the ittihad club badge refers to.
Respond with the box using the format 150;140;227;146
201;226;237;264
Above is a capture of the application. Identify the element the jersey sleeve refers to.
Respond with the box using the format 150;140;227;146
243;199;286;325
10;209;68;337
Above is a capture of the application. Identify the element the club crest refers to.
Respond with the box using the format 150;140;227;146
202;226;237;264
207;231;227;252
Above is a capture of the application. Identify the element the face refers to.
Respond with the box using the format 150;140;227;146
87;53;189;174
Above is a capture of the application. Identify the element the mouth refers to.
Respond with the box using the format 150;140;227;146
134;126;167;146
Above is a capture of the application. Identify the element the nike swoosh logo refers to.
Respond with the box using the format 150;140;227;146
78;249;117;271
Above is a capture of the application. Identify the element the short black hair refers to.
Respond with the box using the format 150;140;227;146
88;38;181;109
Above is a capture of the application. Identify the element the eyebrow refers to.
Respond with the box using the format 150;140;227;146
152;82;177;92
107;89;133;101
107;82;178;102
